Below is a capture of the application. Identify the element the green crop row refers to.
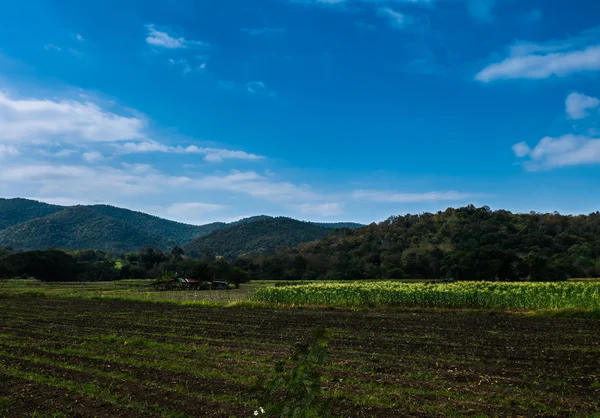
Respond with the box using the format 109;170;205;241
252;281;600;310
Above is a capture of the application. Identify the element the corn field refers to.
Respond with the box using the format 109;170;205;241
252;281;600;310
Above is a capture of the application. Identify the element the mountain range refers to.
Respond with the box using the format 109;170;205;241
0;198;362;254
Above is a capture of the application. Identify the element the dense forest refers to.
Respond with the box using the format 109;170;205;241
0;198;362;253
0;246;250;286
183;217;340;259
2;204;600;282
249;206;600;282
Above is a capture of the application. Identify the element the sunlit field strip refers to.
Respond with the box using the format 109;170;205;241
252;281;600;310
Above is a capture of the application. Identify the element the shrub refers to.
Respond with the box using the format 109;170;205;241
250;328;332;418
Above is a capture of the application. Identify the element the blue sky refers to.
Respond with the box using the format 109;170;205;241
1;0;600;224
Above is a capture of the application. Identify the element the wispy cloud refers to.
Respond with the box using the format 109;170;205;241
82;151;104;163
290;0;495;23
352;190;473;203
39;149;77;158
0;163;191;197
167;57;207;74
168;58;192;74
193;170;318;201
566;92;600;120
118;141;263;163
44;44;62;52
298;202;343;216
145;24;208;49
377;7;409;29
75;33;85;42
476;28;600;82
165;202;226;215
0;144;20;159
514;134;600;170
246;81;278;98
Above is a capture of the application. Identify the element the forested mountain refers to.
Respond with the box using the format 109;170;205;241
182;217;336;259
0;198;360;253
316;222;363;229
252;206;600;281
0;207;171;253
90;205;225;244
0;198;63;229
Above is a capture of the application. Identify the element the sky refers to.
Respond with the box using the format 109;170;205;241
0;0;600;225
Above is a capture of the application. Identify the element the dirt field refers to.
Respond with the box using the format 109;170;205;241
0;296;599;417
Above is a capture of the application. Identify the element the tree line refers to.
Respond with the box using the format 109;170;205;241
0;246;250;287
243;206;600;282
2;206;600;283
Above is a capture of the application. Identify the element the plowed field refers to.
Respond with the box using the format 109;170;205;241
0;296;599;417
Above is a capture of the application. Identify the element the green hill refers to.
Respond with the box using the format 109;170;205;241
0;206;170;253
0;198;360;253
254;205;600;281
182;217;335;259
318;222;363;229
0;198;63;229
90;205;225;245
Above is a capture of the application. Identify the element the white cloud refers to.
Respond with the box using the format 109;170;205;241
507;41;573;58
75;34;85;42
0;144;19;159
39;149;77;158
514;134;600;170
118;141;263;162
246;81;265;94
197;147;262;163
145;24;207;49
476;28;600;82
377;7;408;29
168;58;192;74
352;190;473;203
165;202;226;214
0;162;322;207
477;46;600;82
565;92;600;119
82;151;104;163
0;91;146;145
44;44;62;52
467;0;495;23
194;171;318;201
512;142;531;158
120;163;155;175
0;163;191;197
119;141;169;153
298;202;343;216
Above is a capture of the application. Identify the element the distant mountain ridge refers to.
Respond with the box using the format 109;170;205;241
0;198;362;253
182;217;337;259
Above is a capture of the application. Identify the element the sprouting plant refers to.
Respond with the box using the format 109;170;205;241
250;328;332;418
